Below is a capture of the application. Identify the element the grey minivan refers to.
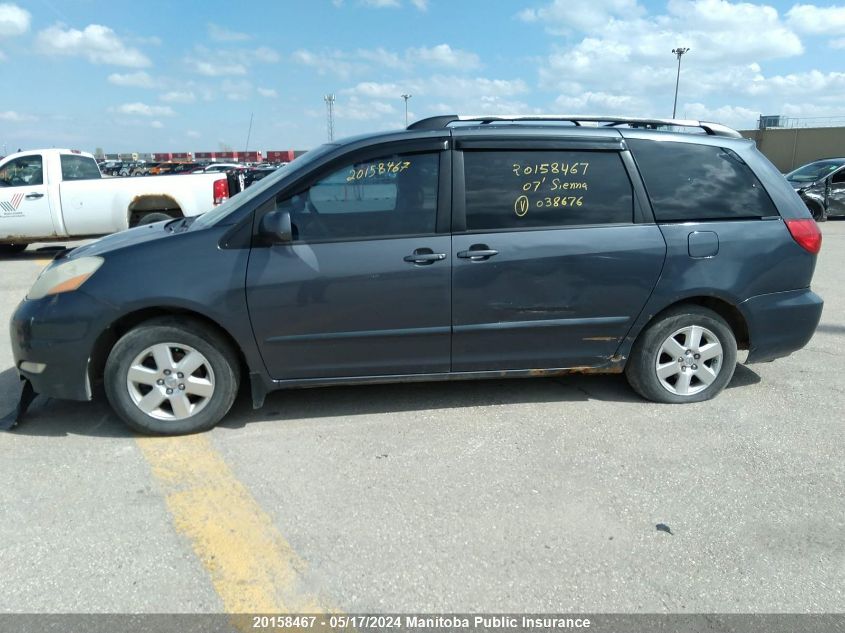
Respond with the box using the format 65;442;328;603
8;115;824;435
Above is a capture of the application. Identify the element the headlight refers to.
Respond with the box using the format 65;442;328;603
27;256;104;300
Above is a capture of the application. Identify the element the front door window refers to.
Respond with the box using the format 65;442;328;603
276;152;439;242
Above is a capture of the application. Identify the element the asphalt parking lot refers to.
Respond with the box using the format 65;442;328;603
0;223;843;615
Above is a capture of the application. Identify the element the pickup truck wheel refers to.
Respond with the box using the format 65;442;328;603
626;306;737;404
0;243;28;254
137;212;172;225
104;318;240;435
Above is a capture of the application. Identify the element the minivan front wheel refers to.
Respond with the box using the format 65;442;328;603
105;318;240;435
626;306;737;404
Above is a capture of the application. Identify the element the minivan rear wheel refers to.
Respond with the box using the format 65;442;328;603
105;318;240;435
626;306;737;404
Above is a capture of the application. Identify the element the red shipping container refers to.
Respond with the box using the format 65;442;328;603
266;150;295;163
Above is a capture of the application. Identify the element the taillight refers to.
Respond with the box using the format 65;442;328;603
213;178;229;205
785;218;822;254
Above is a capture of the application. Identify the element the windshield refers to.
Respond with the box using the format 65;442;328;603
786;159;845;182
193;144;338;228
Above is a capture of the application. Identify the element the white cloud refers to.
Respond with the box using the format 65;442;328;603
343;76;527;101
293;49;361;78
747;70;845;98
108;71;155;88
294;44;484;77
257;87;278;97
184;45;278;76
832;37;845;49
780;102;845;119
35;24;152;67
150;120;164;129
679;102;761;129
254;46;281;63
358;0;427;8
160;90;196;103
356;47;406;69
530;0;804;127
0;3;30;37
407;44;481;69
335;96;398;120
186;58;248;76
207;23;251;42
115;102;175;117
432;76;528;98
0;110;36;122
186;130;201;138
345;81;403;98
554;91;648;113
518;0;645;32
221;79;252;101
786;3;845;35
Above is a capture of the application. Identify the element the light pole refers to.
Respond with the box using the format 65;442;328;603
401;94;412;127
324;94;335;141
671;47;690;119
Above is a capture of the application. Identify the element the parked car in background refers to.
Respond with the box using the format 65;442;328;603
100;160;123;176
7;115;823;435
243;165;279;188
785;157;845;221
169;162;201;174
200;163;245;173
0;148;238;251
132;161;161;176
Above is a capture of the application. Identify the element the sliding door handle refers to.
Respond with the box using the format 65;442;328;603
457;247;498;261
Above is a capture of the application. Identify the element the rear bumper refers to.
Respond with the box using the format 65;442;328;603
10;291;116;401
740;288;823;363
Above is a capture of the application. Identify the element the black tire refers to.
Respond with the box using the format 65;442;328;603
626;305;737;404
104;317;240;435
0;243;28;254
137;212;173;225
808;201;827;222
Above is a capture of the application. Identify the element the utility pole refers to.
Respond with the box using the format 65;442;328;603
401;94;412;127
244;112;253;153
671;47;690;119
324;94;336;141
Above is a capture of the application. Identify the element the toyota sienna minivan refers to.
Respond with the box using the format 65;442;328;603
9;115;824;434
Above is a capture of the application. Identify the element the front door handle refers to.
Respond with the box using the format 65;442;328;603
25;192;44;200
457;245;499;261
404;248;447;265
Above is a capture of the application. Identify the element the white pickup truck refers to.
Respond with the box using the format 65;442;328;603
0;149;236;252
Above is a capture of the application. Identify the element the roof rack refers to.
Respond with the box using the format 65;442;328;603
407;114;742;138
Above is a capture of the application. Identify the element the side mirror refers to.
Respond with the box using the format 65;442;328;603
260;210;293;245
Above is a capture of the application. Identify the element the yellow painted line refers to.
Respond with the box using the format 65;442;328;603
34;259;52;266
136;434;328;615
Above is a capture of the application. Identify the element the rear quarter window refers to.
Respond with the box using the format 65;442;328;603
628;139;777;222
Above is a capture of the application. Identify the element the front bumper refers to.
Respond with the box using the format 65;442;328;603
10;291;117;401
740;288;823;363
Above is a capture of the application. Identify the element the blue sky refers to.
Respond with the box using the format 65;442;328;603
1;0;844;154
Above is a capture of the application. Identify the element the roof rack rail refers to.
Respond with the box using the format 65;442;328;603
407;114;742;138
